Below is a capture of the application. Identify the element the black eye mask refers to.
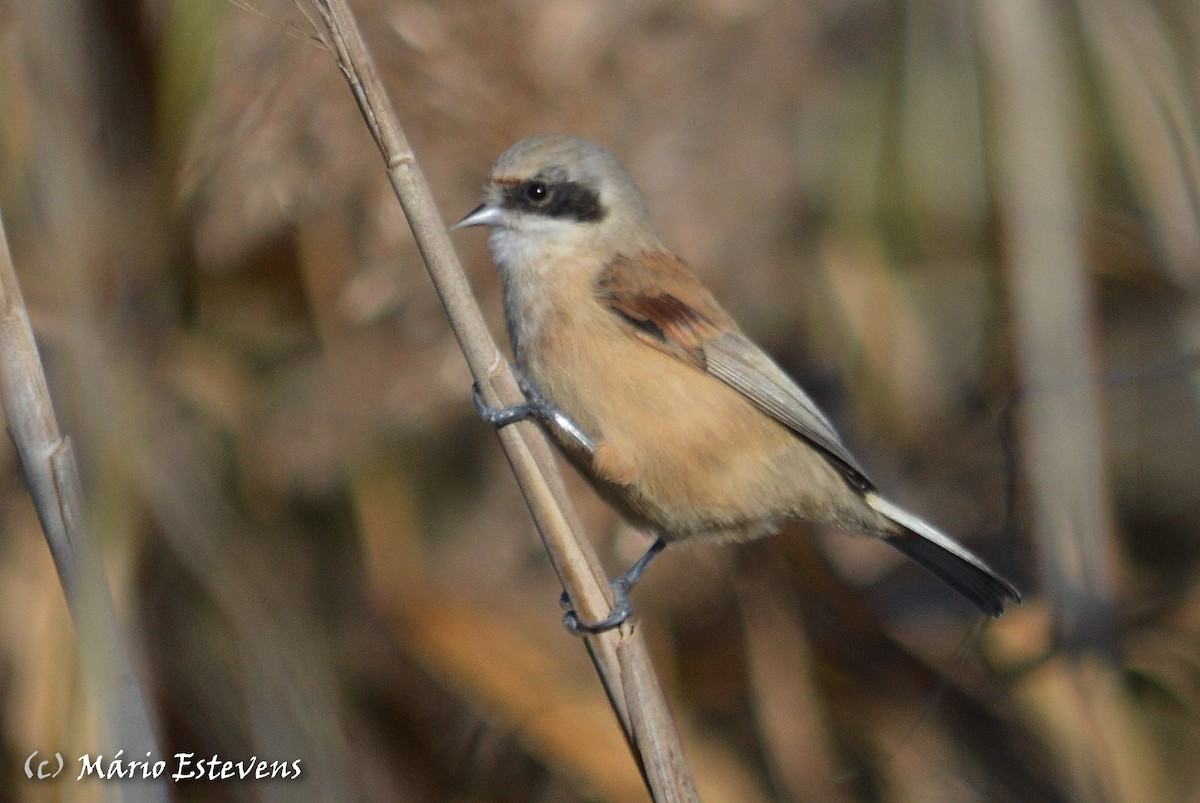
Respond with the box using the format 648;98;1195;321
503;174;606;223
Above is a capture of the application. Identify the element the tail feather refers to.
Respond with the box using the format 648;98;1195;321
865;492;1021;617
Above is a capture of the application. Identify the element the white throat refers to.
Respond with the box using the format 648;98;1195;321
489;222;598;371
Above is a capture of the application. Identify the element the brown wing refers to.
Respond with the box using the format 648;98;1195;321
594;251;873;491
593;251;732;368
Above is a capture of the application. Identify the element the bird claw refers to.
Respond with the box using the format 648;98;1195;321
562;589;634;635
557;538;667;637
472;377;596;454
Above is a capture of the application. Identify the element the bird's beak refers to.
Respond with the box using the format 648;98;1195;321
452;203;504;230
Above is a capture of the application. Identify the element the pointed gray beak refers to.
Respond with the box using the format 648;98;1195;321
452;203;505;230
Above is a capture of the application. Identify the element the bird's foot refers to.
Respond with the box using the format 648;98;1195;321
560;538;667;636
472;375;595;454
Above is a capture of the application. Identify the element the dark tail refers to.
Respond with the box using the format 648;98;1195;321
865;492;1021;617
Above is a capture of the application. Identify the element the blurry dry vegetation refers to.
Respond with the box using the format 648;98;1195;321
0;0;1198;801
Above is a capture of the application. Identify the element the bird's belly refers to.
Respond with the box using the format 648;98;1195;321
525;327;860;541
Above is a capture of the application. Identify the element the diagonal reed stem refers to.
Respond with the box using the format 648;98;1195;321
0;211;166;802
309;1;698;798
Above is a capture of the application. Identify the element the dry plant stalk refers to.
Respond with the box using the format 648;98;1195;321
309;0;697;798
980;1;1148;800
0;212;166;802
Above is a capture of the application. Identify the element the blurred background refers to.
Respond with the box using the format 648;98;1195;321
0;0;1198;800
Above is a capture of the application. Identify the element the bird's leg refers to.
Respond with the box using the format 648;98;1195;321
474;371;662;634
472;374;596;455
561;537;667;635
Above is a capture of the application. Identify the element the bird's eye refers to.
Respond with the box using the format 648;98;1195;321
525;181;549;204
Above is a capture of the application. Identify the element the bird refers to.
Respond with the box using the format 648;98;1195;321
455;134;1020;633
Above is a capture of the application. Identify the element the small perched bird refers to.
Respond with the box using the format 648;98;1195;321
456;135;1020;633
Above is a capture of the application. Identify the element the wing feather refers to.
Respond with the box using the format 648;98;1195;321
704;332;871;489
595;252;873;491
